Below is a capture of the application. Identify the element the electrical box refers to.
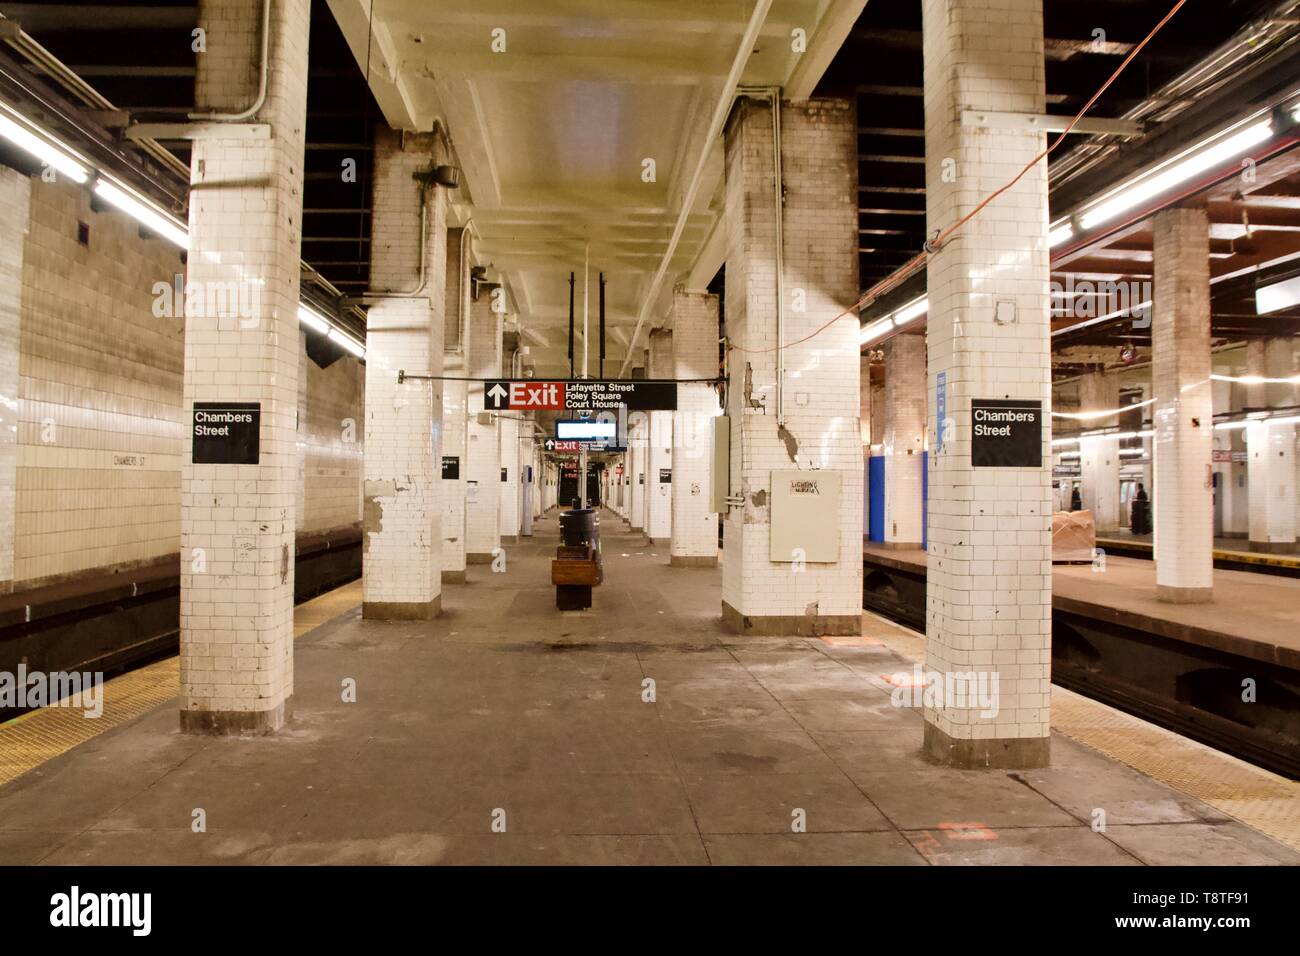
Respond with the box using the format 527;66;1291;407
769;469;840;563
711;415;730;515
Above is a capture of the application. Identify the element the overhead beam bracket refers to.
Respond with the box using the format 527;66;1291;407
962;110;1144;138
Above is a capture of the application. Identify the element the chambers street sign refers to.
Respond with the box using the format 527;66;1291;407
970;399;1042;468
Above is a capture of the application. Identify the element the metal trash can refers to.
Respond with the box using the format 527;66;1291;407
559;508;598;549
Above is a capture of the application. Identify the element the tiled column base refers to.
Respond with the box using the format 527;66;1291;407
180;700;288;737
1155;584;1214;604
363;598;441;620
924;722;1050;769
722;601;860;637
670;554;718;568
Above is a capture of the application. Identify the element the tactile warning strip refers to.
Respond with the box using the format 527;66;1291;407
0;579;364;788
1049;687;1300;851
0;656;180;787
859;611;1300;853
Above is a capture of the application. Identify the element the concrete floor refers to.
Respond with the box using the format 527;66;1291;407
2;510;1297;865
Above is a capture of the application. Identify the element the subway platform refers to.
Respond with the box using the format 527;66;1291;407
0;513;1296;866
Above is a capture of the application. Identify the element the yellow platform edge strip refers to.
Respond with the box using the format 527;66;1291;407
0;580;363;788
857;610;1300;854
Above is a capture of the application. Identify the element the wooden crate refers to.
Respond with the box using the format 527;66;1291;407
552;559;600;586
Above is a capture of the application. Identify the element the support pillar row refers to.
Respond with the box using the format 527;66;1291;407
720;95;862;636
1152;207;1214;602
670;289;721;567
179;0;310;734
362;126;447;621
922;0;1052;767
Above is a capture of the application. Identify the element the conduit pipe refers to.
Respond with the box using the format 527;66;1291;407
618;0;774;376
190;0;271;122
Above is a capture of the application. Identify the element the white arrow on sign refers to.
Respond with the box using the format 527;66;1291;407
486;383;508;408
544;439;556;450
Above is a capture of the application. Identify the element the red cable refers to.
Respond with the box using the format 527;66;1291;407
727;0;1189;355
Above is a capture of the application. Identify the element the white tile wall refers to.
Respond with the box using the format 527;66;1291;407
670;289;720;559
1246;337;1296;547
1151;207;1214;595
1078;372;1120;531
362;127;446;613
179;0;310;723
298;333;364;535
0;168;29;589
883;333;926;545
646;329;673;541
721;97;863;626
498;414;519;537
3;165;361;592
465;295;501;556
922;0;1053;745
442;228;468;574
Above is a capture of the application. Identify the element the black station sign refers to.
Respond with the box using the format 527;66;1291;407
442;456;460;480
659;468;672;483
192;402;260;465
483;379;677;412
970;399;1042;468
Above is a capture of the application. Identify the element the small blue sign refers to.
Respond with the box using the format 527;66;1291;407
936;372;946;453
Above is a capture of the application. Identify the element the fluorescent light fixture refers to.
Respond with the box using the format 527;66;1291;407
327;327;365;357
1057;452;1080;460
297;305;330;334
1053;397;1155;421
1255;273;1300;314
557;419;617;440
1211;372;1300;385
1118;449;1146;457
1079;119;1274;231
858;317;893;345
1048;222;1073;248
93;179;188;247
1051;437;1080;447
1214;420;1249;431
893;296;928;325
0;111;88;184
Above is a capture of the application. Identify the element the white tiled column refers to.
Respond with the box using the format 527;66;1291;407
1078;371;1121;532
465;294;501;562
628;414;647;530
646;329;674;544
922;0;1052;767
670;289;720;567
721;97;862;636
1246;337;1296;553
1152;207;1213;602
860;353;873;540
0;169;29;592
519;430;535;535
441;227;468;583
180;0;309;733
882;333;926;547
499;413;520;542
362;127;446;620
